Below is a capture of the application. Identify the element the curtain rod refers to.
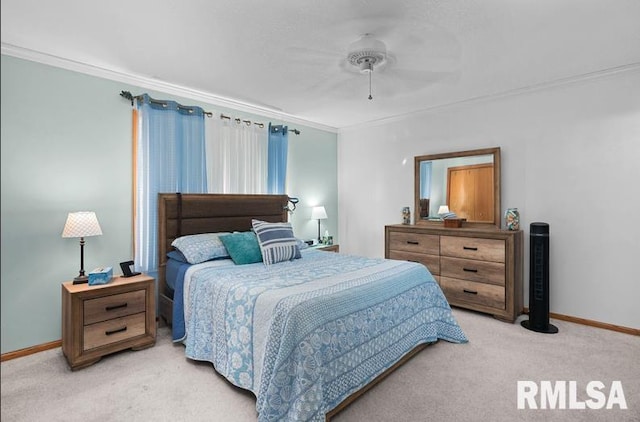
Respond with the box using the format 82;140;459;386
120;91;300;134
219;113;264;129
218;114;300;134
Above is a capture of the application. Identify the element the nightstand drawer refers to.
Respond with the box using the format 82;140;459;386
388;232;439;254
440;277;505;309
440;236;505;263
441;256;505;286
83;313;146;351
84;290;146;325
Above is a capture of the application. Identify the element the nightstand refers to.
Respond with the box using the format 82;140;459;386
311;244;340;252
62;274;156;370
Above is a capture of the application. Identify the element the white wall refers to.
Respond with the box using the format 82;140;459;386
338;68;640;329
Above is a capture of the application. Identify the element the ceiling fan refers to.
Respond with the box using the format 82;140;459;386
346;34;390;100
287;27;460;101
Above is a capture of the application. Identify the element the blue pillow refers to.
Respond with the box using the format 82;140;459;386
219;232;263;265
251;219;301;265
167;250;188;263
171;232;231;264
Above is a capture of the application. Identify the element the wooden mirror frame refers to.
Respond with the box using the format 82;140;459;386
414;147;501;228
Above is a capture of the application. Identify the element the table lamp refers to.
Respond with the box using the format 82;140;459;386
62;211;103;284
310;206;328;243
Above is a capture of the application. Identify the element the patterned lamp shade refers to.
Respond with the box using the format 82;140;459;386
62;212;103;238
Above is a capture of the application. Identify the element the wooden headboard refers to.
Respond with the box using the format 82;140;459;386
157;193;289;324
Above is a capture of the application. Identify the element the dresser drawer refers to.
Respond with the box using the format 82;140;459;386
83;312;146;351
84;290;146;325
441;256;505;286
440;277;505;310
388;250;440;275
388;231;439;255
440;236;505;263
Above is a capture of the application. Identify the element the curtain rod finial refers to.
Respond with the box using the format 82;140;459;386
120;90;134;106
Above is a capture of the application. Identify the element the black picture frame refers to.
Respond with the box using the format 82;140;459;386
120;260;141;278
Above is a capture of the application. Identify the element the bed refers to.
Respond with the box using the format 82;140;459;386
157;193;467;421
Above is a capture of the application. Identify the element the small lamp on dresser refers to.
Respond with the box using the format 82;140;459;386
62;211;103;284
438;205;450;218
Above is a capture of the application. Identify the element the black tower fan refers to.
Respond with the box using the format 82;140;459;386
521;222;558;333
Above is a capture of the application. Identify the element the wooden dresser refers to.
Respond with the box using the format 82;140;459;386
385;224;523;322
62;274;156;370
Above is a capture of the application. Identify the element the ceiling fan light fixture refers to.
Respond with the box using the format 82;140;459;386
360;60;373;74
347;34;387;71
346;34;388;101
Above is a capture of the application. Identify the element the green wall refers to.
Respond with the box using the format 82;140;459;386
0;55;338;354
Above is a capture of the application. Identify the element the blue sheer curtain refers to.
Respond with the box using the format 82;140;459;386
134;94;207;273
267;123;288;194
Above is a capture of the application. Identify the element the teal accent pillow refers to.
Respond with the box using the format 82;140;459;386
219;232;263;265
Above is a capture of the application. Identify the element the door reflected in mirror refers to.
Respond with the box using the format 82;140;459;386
414;147;501;227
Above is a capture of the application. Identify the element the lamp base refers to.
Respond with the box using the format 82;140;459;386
73;275;89;285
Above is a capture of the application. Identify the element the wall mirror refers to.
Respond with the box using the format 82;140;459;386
414;147;501;227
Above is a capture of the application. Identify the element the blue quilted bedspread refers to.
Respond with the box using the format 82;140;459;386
181;249;467;421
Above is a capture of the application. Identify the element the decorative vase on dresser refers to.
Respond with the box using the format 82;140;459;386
385;224;523;322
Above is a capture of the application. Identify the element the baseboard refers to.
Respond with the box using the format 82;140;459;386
2;318;162;362
523;308;639;337
1;339;62;362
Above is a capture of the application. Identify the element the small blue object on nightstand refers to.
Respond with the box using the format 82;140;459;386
88;267;113;285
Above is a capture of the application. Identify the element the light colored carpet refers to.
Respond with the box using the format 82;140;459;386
2;309;638;422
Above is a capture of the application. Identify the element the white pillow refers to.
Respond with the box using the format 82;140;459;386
171;232;231;264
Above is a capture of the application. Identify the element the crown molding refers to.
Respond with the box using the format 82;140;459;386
4;43;638;135
1;43;339;134
340;62;640;133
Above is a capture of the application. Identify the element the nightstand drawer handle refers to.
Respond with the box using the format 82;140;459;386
463;268;478;273
105;326;127;336
406;240;420;245
463;246;478;251
105;303;128;312
463;289;478;295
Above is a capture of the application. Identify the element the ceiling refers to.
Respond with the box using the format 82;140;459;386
2;0;640;130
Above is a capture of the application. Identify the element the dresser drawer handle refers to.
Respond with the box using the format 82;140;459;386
105;326;127;336
463;268;478;273
406;240;420;245
105;303;128;312
463;289;478;295
463;246;478;251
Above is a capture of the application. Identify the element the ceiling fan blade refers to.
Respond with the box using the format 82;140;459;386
306;70;355;93
285;46;342;61
362;68;459;99
384;68;455;84
283;45;345;73
388;34;461;72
